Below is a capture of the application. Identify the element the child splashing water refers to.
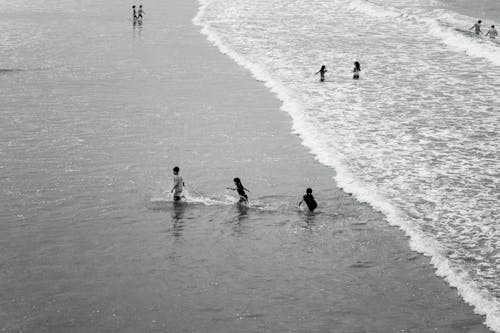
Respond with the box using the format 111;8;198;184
227;178;250;204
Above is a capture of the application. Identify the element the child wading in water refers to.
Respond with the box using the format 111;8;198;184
315;65;327;82
353;61;361;80
228;178;250;204
485;25;498;39
170;166;185;201
299;188;318;212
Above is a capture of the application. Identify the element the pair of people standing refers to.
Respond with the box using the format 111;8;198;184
469;20;498;38
315;62;361;81
132;5;145;22
170;167;318;211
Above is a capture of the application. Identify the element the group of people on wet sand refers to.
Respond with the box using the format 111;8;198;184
170;167;319;212
315;61;361;82
469;20;498;38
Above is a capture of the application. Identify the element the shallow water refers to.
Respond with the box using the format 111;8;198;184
0;0;496;332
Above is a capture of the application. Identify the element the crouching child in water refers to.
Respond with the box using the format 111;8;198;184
227;177;250;204
170;166;185;201
299;188;318;212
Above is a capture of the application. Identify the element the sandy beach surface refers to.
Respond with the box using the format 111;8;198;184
0;0;494;332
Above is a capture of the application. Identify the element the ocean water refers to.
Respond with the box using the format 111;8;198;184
194;0;500;331
0;0;498;331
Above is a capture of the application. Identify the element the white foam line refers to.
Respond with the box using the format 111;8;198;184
330;165;500;332
347;0;500;67
423;18;500;67
193;1;500;331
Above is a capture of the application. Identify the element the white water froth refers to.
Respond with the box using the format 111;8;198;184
348;0;500;66
148;187;232;207
149;187;291;212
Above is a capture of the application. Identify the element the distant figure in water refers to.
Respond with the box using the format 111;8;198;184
485;25;498;39
171;166;185;201
469;20;482;35
353;61;361;80
138;5;145;20
132;5;137;20
227;178;250;204
315;65;327;82
299;188;317;212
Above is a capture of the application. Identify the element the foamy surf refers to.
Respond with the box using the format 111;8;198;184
347;0;500;66
194;0;500;331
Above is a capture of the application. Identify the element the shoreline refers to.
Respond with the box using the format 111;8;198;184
191;0;495;332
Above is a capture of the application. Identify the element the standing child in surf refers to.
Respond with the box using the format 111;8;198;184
227;178;250;204
485;25;498;39
138;5;145;21
353;61;361;80
170;166;185;201
315;65;327;82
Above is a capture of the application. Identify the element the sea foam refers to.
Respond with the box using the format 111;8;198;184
347;0;500;66
194;0;500;331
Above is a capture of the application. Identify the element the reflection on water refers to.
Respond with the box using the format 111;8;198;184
133;22;142;38
171;202;185;237
297;206;316;227
302;214;315;228
228;204;249;236
236;203;249;222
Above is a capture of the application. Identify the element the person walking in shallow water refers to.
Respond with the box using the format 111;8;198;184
315;65;327;82
132;5;137;23
353;61;361;80
469;20;483;35
170;166;185;202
